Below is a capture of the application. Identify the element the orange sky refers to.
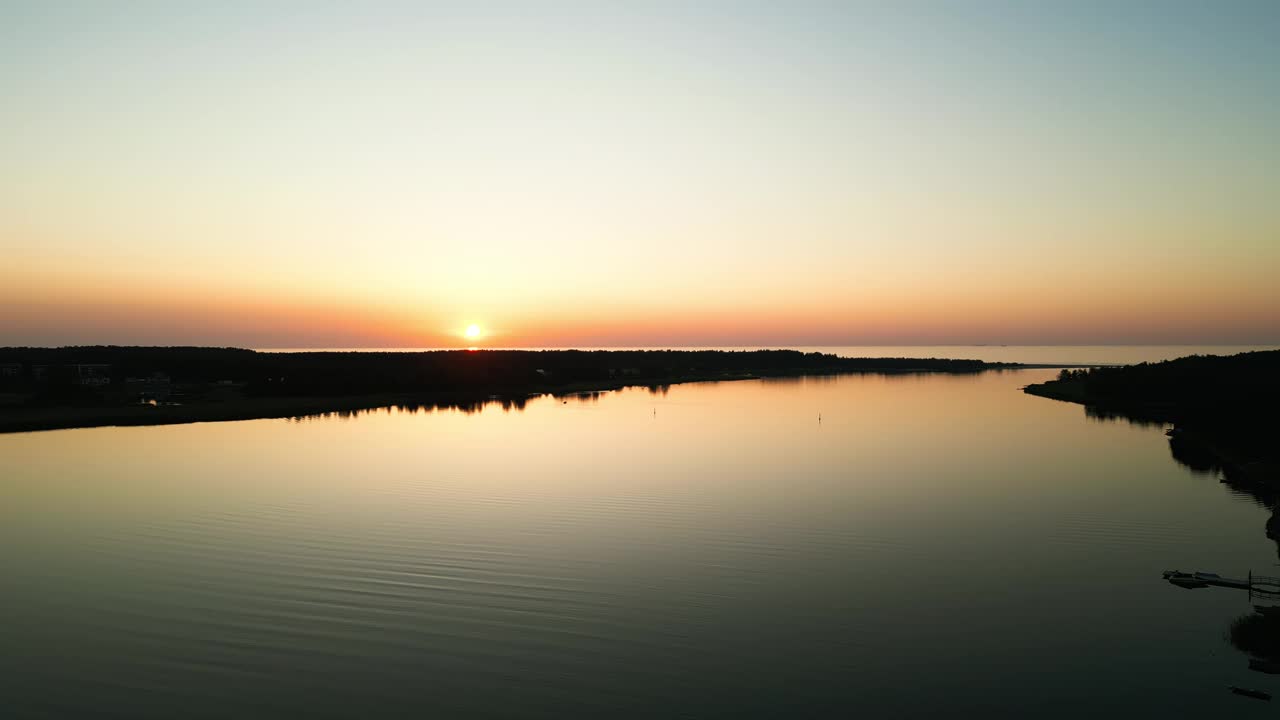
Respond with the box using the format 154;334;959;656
2;3;1278;347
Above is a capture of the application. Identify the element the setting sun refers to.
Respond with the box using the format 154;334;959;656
3;3;1280;715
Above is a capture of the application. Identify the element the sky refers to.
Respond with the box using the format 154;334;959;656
2;1;1278;348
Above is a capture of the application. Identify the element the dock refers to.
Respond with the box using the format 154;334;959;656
1163;570;1280;598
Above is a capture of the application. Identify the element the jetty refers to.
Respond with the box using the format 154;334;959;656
1163;570;1280;598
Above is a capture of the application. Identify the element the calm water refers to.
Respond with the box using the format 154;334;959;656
1;370;1276;717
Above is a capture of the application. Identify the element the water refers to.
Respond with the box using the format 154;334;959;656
258;345;1279;366
1;370;1275;717
792;345;1278;365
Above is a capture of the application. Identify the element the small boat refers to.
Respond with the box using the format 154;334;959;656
1161;569;1248;589
1163;570;1210;589
1229;686;1272;701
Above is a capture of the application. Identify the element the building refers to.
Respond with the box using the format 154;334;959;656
74;364;112;386
32;364;112;385
126;372;172;402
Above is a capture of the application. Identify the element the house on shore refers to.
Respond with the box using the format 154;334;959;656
32;364;113;386
74;364;112;386
126;372;172;402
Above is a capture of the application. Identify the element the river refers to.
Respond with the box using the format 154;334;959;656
1;368;1274;716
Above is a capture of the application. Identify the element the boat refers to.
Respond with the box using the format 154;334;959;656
1162;570;1210;589
1160;569;1250;590
1229;686;1272;701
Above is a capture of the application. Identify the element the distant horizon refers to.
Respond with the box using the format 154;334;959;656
9;342;1273;369
4;342;1279;351
256;342;1279;348
253;343;1279;356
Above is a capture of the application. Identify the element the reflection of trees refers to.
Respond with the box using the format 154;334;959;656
1168;432;1229;475
1230;612;1280;664
1166;430;1279;543
288;394;536;422
552;391;602;404
1157;419;1280;673
1083;405;1165;428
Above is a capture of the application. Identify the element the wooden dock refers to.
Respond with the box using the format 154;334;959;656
1163;570;1280;597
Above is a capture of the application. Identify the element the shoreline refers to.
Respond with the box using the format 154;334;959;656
1022;379;1176;421
0;366;1028;435
1023;378;1277;486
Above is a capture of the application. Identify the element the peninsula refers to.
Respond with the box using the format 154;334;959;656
1024;350;1280;485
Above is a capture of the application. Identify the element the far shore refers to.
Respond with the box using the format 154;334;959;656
0;346;1123;435
1;390;506;435
0;365;1061;435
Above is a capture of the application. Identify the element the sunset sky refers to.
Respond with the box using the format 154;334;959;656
3;1;1278;348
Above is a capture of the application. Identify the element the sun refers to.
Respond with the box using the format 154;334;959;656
463;324;482;340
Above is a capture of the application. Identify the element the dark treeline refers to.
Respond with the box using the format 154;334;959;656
0;346;259;382
0;346;1003;401
1043;350;1280;425
1027;350;1280;489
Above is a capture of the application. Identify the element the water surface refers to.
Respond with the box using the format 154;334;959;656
258;344;1279;365
1;370;1273;717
